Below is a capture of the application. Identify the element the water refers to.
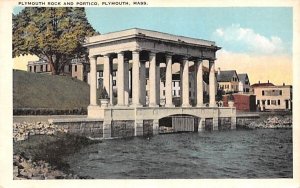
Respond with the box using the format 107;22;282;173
64;129;292;178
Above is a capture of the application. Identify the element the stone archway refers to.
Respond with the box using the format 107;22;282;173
158;114;199;134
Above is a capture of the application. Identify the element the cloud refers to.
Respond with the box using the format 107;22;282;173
213;24;285;55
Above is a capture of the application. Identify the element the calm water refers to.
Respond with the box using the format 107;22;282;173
64;129;292;178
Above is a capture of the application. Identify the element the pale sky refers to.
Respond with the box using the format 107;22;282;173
13;7;293;85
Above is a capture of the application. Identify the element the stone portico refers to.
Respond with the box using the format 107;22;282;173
82;28;236;138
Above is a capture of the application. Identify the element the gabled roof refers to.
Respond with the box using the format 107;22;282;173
251;82;275;88
217;70;238;82
238;73;249;84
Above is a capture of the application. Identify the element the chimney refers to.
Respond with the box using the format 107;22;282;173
268;80;269;83
283;83;285;86
218;67;221;75
258;81;260;84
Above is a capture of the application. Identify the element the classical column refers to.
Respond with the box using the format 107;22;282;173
209;59;216;107
103;55;111;105
117;52;125;106
156;62;160;105
149;52;158;107
165;53;174;107
131;50;141;106
181;57;190;107
196;59;204;107
139;61;146;106
109;60;114;105
89;55;98;106
124;60;129;106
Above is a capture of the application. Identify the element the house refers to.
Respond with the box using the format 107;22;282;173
217;69;240;94
251;81;292;111
27;57;90;82
238;73;251;93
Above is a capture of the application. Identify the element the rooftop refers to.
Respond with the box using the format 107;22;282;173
217;70;238;82
85;28;217;47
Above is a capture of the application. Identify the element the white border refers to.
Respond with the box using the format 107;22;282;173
0;0;299;187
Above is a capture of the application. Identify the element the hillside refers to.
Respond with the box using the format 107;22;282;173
13;70;90;110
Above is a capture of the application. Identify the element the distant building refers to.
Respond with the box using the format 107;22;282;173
27;58;90;82
217;69;240;94
238;73;251;93
252;81;292;111
222;94;256;112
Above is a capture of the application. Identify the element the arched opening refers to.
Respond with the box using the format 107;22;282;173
159;114;199;134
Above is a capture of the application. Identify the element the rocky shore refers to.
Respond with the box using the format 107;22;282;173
13;154;81;180
242;116;292;129
13;121;98;180
13;121;68;142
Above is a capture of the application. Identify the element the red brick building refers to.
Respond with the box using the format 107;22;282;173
223;94;256;112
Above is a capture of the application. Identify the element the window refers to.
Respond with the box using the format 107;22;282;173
267;100;270;105
173;82;176;87
262;91;265;96
257;100;260;105
75;65;77;72
178;90;181;96
189;91;191;97
163;81;166;87
163;90;165;96
189;82;191;87
46;65;48;72
173;90;176;96
262;100;266;105
69;65;72;72
112;71;116;76
29;66;32;72
279;90;282;95
113;80;116;86
278;100;281;105
99;71;103;77
271;100;276;105
34;66;36;72
41;65;43;72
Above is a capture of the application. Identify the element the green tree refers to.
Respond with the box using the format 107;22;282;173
13;7;97;75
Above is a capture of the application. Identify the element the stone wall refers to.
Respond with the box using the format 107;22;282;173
50;119;103;139
111;120;134;138
218;117;232;130
143;120;153;136
236;117;259;128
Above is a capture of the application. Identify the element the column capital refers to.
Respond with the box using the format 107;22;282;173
117;51;125;55
195;57;203;62
89;55;98;59
132;49;140;54
149;51;156;57
209;58;217;63
165;52;173;57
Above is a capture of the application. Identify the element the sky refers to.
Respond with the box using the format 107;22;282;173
13;7;293;85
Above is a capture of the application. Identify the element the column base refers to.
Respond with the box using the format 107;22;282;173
165;104;175;108
209;103;217;108
196;104;205;107
130;103;143;108
149;103;159;107
181;104;191;107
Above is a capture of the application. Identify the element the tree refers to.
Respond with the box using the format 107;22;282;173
13;7;97;75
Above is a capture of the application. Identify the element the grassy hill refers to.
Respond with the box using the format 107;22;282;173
13;70;90;110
